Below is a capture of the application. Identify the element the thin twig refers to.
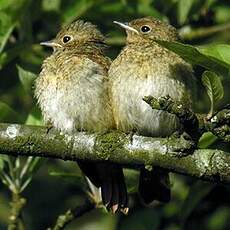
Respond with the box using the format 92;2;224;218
48;200;95;230
179;23;230;40
8;192;26;230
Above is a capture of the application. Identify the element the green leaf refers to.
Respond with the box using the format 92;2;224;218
154;40;230;77
180;181;214;223
25;106;42;125
0;12;16;53
199;44;230;66
0;44;26;69
214;5;230;24
0;155;9;170
124;169;139;193
137;0;165;19
207;207;230;230
42;0;61;12
17;65;37;94
0;0;28;53
0;102;21;122
202;71;224;117
198;132;218;148
25;113;42;126
62;0;94;24
177;0;195;25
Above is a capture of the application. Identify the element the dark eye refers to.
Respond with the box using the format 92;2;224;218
62;35;72;43
140;25;151;33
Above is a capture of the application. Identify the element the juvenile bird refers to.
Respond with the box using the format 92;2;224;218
109;17;196;204
35;20;128;213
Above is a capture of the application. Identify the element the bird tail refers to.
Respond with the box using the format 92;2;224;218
77;160;128;213
138;167;171;204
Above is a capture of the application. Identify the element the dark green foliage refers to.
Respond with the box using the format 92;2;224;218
0;0;230;229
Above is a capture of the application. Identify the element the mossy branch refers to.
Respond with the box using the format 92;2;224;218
205;108;230;142
0;123;229;184
144;96;230;143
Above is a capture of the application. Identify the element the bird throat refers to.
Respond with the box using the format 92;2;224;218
54;44;110;73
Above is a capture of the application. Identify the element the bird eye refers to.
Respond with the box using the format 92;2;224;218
62;35;72;43
140;25;151;33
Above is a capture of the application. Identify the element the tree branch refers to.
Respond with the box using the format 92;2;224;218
0;123;229;184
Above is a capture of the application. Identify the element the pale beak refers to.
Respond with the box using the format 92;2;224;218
40;40;62;48
113;21;139;34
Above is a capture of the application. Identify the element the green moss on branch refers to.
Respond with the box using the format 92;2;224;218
0;123;229;184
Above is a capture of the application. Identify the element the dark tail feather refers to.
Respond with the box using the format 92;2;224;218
108;165;128;212
139;167;171;204
77;160;101;187
101;171;113;206
77;161;128;211
117;168;128;208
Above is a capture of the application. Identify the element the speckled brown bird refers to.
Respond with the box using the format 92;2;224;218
109;17;196;204
34;20;128;212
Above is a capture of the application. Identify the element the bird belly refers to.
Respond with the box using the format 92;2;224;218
111;74;185;137
35;73;113;133
36;81;75;132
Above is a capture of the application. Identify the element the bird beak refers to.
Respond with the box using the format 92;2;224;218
40;40;63;48
113;21;139;34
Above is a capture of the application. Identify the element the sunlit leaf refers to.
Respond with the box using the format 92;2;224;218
0;12;16;53
17;65;37;94
25;113;42;126
0;0;28;53
154;40;230;77
124;169;139;193
214;5;230;24
198;132;218;148
177;0;195;25
202;71;224;116
99;2;124;14
62;0;94;24
42;0;61;12
137;0;165;19
199;44;230;66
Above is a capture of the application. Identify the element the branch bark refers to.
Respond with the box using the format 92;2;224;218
0;123;229;184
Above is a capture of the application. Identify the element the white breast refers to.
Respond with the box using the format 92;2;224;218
109;61;189;137
35;57;113;133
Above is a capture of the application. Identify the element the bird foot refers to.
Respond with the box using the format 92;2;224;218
169;131;196;157
45;123;54;134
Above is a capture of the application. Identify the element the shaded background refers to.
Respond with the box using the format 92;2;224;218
0;0;230;229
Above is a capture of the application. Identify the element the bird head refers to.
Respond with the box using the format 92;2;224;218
40;20;105;51
114;17;179;44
